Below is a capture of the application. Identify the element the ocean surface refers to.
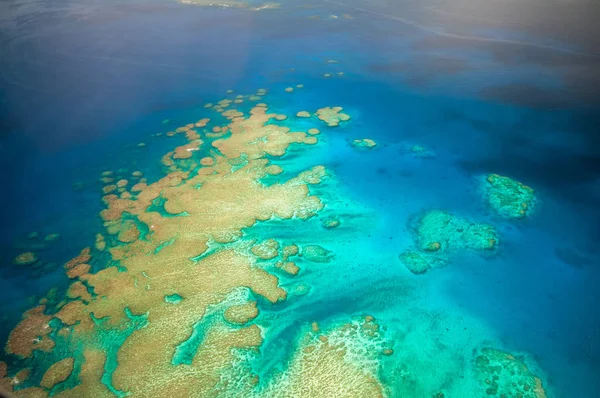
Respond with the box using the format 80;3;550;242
1;0;599;396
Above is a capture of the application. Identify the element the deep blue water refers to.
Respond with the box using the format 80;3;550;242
1;0;599;396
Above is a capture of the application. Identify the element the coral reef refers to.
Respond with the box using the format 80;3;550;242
415;210;498;252
276;261;300;275
200;157;215;167
316;107;350;127
6;306;53;358
94;233;106;251
484;174;536;219
40;357;74;389
399;210;498;274
474;348;547;398
255;316;388;397
251;239;280;260
282;244;299;261
102;184;117;194
66;263;91;279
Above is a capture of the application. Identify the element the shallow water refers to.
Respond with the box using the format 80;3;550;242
1;0;599;397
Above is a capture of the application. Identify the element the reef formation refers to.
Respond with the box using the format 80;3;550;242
0;97;344;397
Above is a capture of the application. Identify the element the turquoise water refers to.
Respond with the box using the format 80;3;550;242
1;0;599;396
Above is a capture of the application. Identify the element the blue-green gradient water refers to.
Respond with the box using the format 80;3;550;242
1;0;599;396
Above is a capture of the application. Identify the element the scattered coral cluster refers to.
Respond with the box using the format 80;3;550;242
399;210;498;275
98;168;147;201
247;234;334;276
11;232;63;278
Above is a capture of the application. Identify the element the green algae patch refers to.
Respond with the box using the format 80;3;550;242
416;210;498;252
321;216;340;229
409;144;436;158
484;174;536;219
292;283;310;296
164;294;183;304
13;252;38;266
475;348;547;398
300;245;333;263
400;210;498;275
398;251;445;275
44;233;60;242
352;138;377;149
